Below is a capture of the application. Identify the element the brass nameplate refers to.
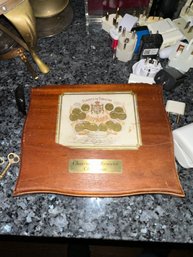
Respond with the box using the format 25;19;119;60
69;159;122;174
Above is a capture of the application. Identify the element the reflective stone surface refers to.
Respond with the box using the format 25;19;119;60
0;0;193;243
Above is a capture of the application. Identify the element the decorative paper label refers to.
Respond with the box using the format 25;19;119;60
56;92;142;149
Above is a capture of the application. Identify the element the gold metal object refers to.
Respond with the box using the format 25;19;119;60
0;19;17;55
30;0;69;18
4;0;37;48
0;157;4;166
0;0;24;15
0;22;29;50
0;153;20;180
35;4;73;38
0;45;38;79
115;7;119;20
17;48;38;79
30;49;49;73
0;22;50;74
69;159;122;174
0;46;20;59
1;0;49;73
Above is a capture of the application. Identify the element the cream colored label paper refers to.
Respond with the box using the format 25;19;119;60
56;92;142;149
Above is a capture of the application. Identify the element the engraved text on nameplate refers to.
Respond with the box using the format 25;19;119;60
69;159;122;173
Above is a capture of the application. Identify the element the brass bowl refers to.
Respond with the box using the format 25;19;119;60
35;4;73;38
30;0;69;18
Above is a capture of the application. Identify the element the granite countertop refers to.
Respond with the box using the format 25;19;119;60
1;0;193;243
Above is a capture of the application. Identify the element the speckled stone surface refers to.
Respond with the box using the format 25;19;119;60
1;0;193;243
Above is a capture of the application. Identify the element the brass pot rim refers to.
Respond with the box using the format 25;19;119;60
30;0;69;18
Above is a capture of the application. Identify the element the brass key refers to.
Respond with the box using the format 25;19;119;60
0;157;4;166
0;153;20;180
